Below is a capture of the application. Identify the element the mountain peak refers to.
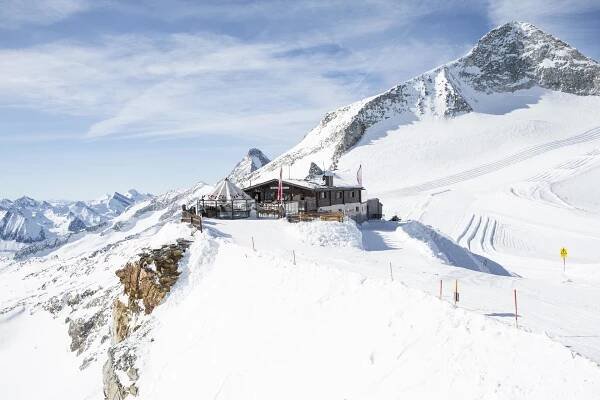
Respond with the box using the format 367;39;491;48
459;21;599;95
244;22;600;181
228;148;271;184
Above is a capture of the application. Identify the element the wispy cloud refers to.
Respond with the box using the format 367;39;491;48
0;27;465;143
0;0;92;29
487;0;600;24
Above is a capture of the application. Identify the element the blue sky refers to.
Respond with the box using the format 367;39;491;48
1;0;599;200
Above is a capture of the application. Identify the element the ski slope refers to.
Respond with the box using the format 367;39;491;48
393;125;600;196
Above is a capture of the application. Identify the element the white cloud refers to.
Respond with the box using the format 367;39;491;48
487;0;599;24
0;0;477;144
0;0;91;28
0;28;465;143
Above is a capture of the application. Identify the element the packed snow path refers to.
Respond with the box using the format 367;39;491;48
393;126;600;195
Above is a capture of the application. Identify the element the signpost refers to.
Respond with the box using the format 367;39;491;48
560;247;568;272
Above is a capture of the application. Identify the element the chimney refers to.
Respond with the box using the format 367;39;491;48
323;171;334;187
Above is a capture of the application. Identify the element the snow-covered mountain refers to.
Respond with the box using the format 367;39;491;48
227;148;270;184
243;21;600;184
0;189;153;248
88;190;153;218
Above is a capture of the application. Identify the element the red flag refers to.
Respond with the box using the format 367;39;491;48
277;167;284;202
357;164;363;186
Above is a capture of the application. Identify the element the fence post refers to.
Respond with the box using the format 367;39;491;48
454;280;459;305
251;236;255;251
293;250;296;265
389;262;394;281
439;280;442;300
514;289;518;328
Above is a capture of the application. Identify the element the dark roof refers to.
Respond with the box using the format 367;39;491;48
243;178;363;191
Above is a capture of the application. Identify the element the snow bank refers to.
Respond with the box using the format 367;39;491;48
287;219;362;248
137;239;600;400
399;221;512;276
147;222;194;249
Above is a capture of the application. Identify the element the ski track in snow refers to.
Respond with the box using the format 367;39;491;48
391;126;600;195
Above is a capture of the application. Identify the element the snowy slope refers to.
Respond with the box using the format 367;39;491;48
4;211;598;400
137;229;600;400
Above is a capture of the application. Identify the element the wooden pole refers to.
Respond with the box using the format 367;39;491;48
454;280;459;305
514;289;518;328
252;236;255;251
293;250;296;265
389;262;394;281
439;280;442;300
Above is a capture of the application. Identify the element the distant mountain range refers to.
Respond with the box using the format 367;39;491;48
0;189;152;246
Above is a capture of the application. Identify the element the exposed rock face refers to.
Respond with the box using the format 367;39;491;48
67;311;105;354
243;21;600;182
228;148;271;184
114;241;188;316
458;22;600;95
103;239;193;399
68;215;87;232
306;162;324;179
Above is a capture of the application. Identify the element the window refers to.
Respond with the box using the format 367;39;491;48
320;192;326;199
351;191;355;198
336;191;343;199
355;206;359;212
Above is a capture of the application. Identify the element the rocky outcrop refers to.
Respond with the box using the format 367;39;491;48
114;240;189;316
306;162;324;179
103;239;193;399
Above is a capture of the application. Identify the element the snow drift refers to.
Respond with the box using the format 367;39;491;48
287;219;363;248
399;221;512;276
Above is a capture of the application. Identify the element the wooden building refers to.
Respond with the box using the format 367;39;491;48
243;174;371;219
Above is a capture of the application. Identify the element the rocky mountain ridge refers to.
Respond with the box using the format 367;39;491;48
241;21;600;184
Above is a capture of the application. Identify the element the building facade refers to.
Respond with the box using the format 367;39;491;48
243;175;382;221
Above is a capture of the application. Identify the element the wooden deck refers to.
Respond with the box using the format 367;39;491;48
287;211;344;223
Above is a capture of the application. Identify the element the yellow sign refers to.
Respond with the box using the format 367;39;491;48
560;247;568;258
